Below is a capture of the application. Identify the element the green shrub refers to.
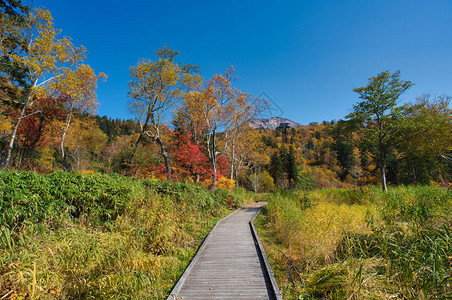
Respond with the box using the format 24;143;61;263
0;171;140;228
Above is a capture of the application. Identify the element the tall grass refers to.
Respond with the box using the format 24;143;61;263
0;170;237;299
256;186;451;299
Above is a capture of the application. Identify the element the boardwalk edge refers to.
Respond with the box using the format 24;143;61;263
166;206;243;300
250;203;284;300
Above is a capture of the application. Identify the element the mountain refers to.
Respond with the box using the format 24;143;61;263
249;117;302;130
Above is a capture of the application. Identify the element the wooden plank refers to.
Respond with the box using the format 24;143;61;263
167;203;281;300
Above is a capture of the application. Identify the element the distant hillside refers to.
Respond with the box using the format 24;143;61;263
249;117;302;130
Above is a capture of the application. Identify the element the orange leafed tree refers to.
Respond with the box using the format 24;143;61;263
176;66;264;189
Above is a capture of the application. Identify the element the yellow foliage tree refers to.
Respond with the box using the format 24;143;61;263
64;117;108;171
1;8;105;169
128;46;198;180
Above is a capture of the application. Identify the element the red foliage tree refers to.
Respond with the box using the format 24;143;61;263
172;131;211;182
216;155;229;178
11;96;64;167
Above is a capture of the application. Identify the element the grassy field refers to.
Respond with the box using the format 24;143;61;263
0;171;250;299
255;186;451;299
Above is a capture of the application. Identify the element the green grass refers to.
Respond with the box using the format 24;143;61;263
0;170;238;299
256;186;451;299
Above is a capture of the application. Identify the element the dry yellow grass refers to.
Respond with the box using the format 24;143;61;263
266;191;372;265
257;186;451;299
294;201;371;264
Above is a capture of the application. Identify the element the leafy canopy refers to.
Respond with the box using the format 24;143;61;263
348;70;414;124
346;70;414;152
346;70;414;191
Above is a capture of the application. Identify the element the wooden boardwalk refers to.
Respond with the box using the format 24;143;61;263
167;203;282;300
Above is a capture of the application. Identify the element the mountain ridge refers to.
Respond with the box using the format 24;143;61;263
249;117;302;130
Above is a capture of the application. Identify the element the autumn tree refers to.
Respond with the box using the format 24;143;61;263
176;70;231;188
172;131;210;182
58;65;105;170
128;46;198;180
177;67;262;189
230;128;271;187
407;95;452;162
248;166;263;194
247;167;274;193
0;8;104;169
346;70;413;191
64;117;107;171
11;96;63;167
223;90;264;183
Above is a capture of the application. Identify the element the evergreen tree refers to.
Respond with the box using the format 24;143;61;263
269;152;284;188
330;121;357;181
333;140;355;180
285;145;298;188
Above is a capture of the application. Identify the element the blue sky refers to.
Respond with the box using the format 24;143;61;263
36;0;452;124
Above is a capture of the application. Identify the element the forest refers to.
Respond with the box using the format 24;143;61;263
0;4;450;191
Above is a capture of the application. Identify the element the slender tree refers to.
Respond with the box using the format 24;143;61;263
248;166;263;194
223;90;264;184
346;70;413;191
64;117;108;171
58;65;105;170
176;66;262;189
128;46;197;180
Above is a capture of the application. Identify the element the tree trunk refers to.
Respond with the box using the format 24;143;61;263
252;171;259;194
229;137;235;179
60;111;73;172
412;161;417;183
380;157;387;192
2;125;16;168
378;132;387;192
230;149;234;180
229;142;239;188
210;129;217;191
1;95;31;169
252;174;257;194
155;135;172;181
